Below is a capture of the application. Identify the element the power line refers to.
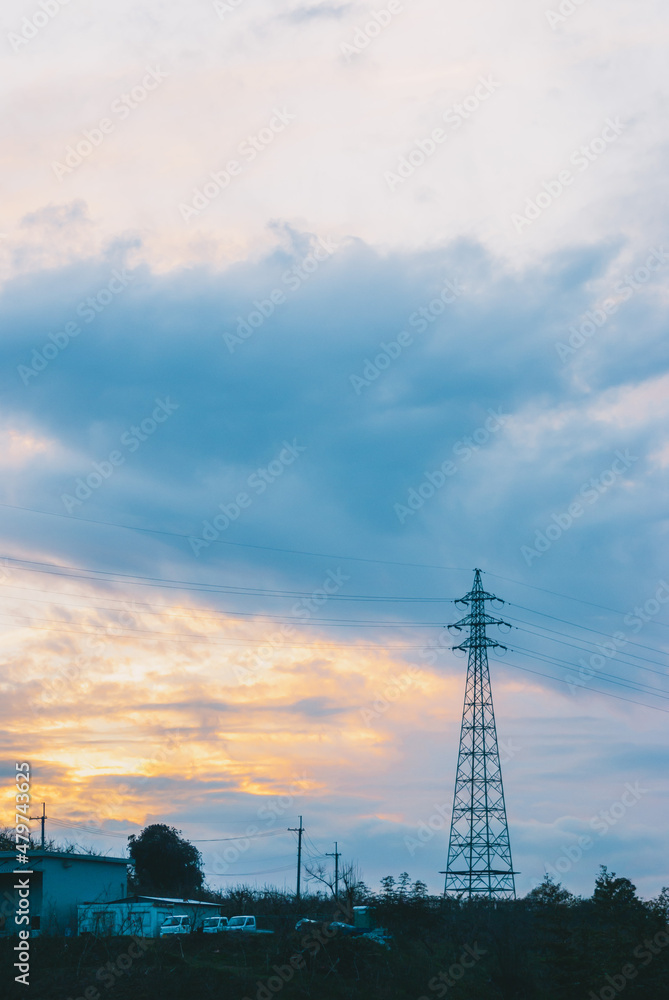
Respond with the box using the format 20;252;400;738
4;604;668;679
508;603;669;657
193;831;290;843
2;507;667;633
302;834;329;862
6;556;669;662
0;616;432;651
0;502;472;573
503;645;669;701
486;570;669;628
206;853;298;866
506;619;669;676
49;818;291;844
6;554;666;645
49;819;129;838
0;556;455;603
0;590;454;627
304;833;325;855
0;607;447;630
205;864;296;877
4;544;669;718
498;657;669;716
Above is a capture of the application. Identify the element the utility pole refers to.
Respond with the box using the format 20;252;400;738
288;816;304;901
30;803;47;850
441;569;517;900
326;842;341;899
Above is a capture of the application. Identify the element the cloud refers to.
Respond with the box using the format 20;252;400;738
2;0;669;897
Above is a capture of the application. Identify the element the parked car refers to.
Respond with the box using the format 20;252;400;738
159;915;191;936
224;915;272;934
202;916;229;934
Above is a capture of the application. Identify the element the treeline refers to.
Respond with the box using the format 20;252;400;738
3;822;668;998
1;868;668;999
201;867;669;999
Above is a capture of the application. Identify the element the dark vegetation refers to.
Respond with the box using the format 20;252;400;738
128;824;204;898
1;868;667;999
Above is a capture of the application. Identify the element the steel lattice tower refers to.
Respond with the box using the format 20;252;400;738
441;569;516;900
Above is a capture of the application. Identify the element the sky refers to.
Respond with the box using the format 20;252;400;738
0;0;668;900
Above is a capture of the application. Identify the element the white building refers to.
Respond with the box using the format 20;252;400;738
77;895;222;936
0;850;128;935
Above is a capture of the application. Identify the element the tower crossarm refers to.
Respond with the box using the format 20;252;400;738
453;636;507;652
450;611;508;630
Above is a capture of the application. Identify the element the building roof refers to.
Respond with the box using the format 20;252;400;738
0;850;128;865
110;895;220;907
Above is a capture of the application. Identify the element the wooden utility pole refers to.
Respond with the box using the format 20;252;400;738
326;842;341;899
30;803;47;849
288;816;304;900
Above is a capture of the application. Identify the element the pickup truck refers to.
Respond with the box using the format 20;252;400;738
224;915;273;934
202;916;229;934
159;915;191;936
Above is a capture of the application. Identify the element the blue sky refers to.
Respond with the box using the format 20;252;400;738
1;0;668;899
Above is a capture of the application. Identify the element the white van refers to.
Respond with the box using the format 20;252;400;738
159;915;191;936
202;916;229;934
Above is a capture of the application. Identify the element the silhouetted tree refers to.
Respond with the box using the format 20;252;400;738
128;823;204;897
526;873;574;906
592;865;641;910
396;872;411;899
650;886;669;920
379;875;396;900
411;879;429;901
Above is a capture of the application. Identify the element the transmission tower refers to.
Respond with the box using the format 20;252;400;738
441;569;516;900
